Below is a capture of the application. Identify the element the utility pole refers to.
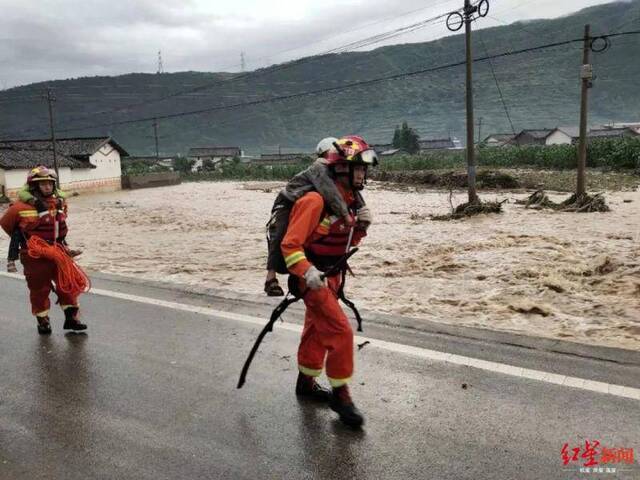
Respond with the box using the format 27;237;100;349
240;52;246;72
448;0;489;204
576;24;592;198
45;87;60;179
152;118;160;159
463;0;478;204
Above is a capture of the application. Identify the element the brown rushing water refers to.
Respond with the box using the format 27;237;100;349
2;181;638;350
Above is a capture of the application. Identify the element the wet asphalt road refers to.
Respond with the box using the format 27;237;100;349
0;274;639;480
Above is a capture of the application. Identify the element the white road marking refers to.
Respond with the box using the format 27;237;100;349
1;271;639;401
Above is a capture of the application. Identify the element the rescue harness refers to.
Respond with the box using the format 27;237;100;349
237;247;362;389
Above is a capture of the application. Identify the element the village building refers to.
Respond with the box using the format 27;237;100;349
587;127;640;139
482;133;516;147
512;129;555;146
254;152;311;165
123;156;175;171
372;143;394;153
0;136;128;198
187;147;242;171
418;137;462;151
379;148;408;157
545;127;580;145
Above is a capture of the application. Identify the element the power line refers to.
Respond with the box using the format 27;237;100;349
477;32;517;136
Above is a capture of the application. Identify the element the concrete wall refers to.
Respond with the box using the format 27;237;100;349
67;143;122;193
122;172;181;189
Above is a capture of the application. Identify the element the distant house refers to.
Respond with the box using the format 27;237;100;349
483;133;516;147
372;143;394;154
255;153;311;165
545;127;580;145
380;148;407;157
123;156;175;171
0;136;128;198
513;129;555;146
600;122;640;134
587;127;640;140
187;146;242;172
418;138;457;151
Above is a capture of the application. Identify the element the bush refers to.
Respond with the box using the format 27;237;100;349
122;160;171;176
182;160;314;181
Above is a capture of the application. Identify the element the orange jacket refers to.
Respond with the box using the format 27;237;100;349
281;183;365;277
0;196;68;242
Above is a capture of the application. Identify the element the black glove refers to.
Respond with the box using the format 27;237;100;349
34;198;48;213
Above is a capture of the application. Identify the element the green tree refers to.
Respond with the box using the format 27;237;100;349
393;121;420;154
392;125;401;148
173;157;195;173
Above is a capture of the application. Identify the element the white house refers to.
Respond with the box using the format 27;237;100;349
482;133;516;147
0;136;128;198
187;146;242;172
545;127;580;145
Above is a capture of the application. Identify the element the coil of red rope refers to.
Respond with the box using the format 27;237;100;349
27;236;91;296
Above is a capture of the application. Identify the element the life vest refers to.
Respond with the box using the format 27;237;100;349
21;199;68;244
305;211;356;271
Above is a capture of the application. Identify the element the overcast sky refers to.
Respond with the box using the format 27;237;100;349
0;0;623;89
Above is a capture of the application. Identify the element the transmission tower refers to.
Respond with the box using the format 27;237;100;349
157;50;164;74
240;52;246;72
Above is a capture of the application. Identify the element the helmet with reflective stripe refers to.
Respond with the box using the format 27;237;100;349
327;135;378;167
27;165;58;185
315;137;338;157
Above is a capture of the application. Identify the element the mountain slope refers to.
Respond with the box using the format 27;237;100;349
0;0;639;155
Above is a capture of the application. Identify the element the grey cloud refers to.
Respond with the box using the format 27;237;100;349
0;0;620;88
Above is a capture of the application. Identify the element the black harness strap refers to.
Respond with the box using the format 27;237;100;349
337;269;363;332
237;248;360;389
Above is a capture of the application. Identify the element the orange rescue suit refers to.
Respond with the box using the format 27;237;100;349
281;185;365;387
0;196;78;316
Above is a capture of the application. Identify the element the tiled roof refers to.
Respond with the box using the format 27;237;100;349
0;136;129;159
419;138;455;150
519;129;554;139
588;127;639;138
0;147;92;170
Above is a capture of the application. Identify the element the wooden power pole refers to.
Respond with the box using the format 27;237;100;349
153;118;160;160
45;87;60;179
576;24;592;198
464;0;478;204
447;0;489;204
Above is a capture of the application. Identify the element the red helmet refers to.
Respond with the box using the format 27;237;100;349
325;135;378;167
27;165;58;185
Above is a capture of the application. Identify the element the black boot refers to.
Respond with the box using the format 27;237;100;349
295;373;331;402
36;316;52;335
330;385;364;427
63;307;87;331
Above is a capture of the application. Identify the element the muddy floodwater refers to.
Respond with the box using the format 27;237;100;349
2;181;638;350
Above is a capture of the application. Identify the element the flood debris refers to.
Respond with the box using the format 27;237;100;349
508;302;551;317
518;190;610;212
431;199;505;221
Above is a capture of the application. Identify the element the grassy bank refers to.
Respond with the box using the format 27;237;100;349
380;138;640;171
174;138;640;191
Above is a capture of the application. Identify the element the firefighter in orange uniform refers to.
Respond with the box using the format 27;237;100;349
281;135;376;427
0;166;87;334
